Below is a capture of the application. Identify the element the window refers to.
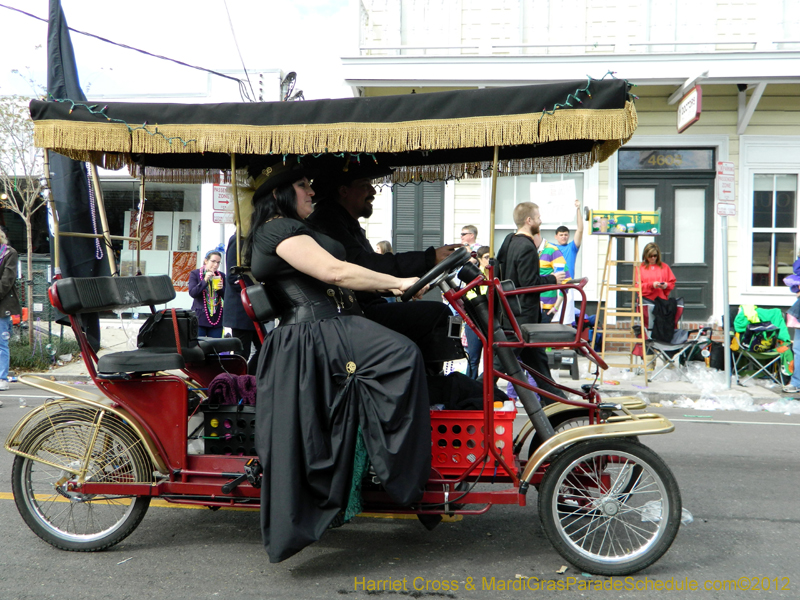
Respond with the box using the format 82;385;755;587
99;179;202;279
751;174;798;287
495;172;584;275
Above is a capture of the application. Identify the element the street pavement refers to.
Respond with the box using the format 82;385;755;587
1;375;799;599
2;322;799;598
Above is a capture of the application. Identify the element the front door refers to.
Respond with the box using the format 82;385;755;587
619;176;714;321
617;176;715;321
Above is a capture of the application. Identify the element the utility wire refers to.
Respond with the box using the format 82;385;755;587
0;2;253;99
222;0;256;102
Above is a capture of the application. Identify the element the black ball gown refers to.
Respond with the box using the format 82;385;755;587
250;217;431;563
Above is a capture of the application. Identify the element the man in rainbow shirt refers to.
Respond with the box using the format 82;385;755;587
536;238;572;324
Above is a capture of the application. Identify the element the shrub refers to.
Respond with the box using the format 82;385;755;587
9;337;81;372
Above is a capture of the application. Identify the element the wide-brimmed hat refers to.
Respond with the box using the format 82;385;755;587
309;156;394;201
249;158;316;198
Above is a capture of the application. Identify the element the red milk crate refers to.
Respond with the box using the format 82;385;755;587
430;409;517;477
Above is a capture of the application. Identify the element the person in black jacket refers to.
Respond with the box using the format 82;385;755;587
496;201;566;400
0;229;22;391
223;234;271;374
306;166;461;352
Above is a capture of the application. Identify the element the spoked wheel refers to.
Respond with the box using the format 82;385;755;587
538;438;681;576
11;410;153;551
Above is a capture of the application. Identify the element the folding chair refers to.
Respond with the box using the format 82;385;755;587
730;310;792;385
635;298;712;381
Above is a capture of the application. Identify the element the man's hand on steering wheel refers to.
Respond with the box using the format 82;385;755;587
435;244;463;264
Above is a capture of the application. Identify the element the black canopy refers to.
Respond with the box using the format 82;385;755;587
31;78;637;183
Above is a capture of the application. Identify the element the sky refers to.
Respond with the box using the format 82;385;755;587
0;0;355;102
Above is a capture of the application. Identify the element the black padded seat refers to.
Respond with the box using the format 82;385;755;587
197;337;243;355
97;349;185;374
520;323;579;344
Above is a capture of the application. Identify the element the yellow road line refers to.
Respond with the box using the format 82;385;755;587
0;492;463;520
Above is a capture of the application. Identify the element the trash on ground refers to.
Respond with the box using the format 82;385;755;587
556;566;568;574
640;500;694;525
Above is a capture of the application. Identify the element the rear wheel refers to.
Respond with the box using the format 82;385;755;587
538;438;681;576
11;410;153;551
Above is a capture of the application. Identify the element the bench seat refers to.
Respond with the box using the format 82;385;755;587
98;349;186;374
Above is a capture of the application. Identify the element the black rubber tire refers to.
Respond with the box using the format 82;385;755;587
538;438;681;576
11;414;152;552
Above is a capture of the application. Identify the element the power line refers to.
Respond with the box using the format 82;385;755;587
222;0;256;102
0;2;252;98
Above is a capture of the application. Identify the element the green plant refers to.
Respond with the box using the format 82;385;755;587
9;337;81;372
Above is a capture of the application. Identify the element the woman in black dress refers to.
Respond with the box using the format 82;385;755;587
245;161;431;563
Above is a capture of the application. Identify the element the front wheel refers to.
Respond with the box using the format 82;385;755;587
538;439;681;576
11;410;153;551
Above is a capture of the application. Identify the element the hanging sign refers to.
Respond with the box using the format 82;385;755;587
677;85;702;133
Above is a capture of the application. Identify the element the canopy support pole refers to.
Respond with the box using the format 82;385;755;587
88;163;117;276
231;154;241;266
136;175;146;274
43;150;61;277
489;145;499;255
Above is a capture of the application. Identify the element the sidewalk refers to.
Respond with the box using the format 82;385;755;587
24;323;800;415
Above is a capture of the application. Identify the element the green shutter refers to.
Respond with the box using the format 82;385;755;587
392;182;444;251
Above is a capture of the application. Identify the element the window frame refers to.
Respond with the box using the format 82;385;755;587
740;136;800;300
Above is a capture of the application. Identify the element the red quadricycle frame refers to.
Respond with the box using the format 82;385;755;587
6;79;685;574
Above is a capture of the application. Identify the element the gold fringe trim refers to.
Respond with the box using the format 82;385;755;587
49;140;625;185
34;102;637;158
128;164;231;184
384;140;623;184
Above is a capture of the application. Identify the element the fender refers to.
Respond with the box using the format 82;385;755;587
5;375;167;476
521;412;675;485
513;395;649;451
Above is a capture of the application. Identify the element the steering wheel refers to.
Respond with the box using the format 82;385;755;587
400;246;472;302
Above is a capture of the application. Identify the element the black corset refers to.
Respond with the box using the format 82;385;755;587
268;273;362;325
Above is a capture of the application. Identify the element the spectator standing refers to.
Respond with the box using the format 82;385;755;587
536;237;570;324
552;199;584;278
465;246;491;379
781;248;800;394
224;234;270;373
0;229;21;392
460;225;482;253
188;250;226;338
496;202;566;400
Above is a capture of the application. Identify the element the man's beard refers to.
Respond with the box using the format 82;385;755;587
360;199;374;218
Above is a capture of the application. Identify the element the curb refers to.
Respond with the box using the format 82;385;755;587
15;373;91;383
598;385;782;405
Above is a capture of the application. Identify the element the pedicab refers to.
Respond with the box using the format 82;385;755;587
5;77;683;575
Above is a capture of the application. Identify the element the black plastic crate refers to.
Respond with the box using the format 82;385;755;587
203;406;257;456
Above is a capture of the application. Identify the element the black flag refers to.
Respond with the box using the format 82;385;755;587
47;0;110;349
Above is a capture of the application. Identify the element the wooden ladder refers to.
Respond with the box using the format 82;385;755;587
591;235;648;384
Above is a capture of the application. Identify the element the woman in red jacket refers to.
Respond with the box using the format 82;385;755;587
639;242;676;301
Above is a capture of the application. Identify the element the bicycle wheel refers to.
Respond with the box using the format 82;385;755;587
12;410;153;551
538;438;681;576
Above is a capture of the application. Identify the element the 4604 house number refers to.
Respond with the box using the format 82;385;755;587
646;153;682;167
